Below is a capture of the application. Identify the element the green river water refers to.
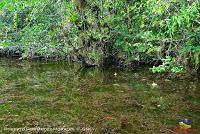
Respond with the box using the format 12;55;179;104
0;58;199;134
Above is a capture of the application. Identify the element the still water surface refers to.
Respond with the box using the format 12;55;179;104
0;58;199;133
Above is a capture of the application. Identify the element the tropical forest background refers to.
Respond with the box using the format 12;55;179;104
0;0;199;73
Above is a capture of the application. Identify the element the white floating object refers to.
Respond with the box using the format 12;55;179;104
113;84;120;86
114;72;117;76
152;82;158;87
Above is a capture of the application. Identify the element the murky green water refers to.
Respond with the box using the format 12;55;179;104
0;58;199;133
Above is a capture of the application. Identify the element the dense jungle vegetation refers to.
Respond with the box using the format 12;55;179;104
0;0;199;74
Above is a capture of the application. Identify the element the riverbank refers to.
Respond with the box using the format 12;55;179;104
1;1;199;77
0;46;199;80
0;45;151;67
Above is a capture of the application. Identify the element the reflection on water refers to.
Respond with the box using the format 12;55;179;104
0;58;199;133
